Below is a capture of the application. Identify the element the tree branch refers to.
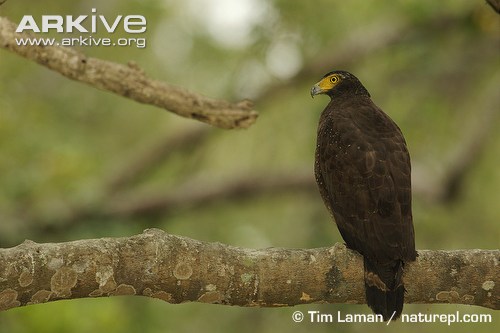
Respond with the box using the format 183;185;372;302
412;69;500;203
0;229;497;312
25;170;316;242
103;170;316;218
0;16;258;129
103;125;212;194
486;0;500;13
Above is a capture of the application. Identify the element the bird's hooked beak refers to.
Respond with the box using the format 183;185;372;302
310;82;326;98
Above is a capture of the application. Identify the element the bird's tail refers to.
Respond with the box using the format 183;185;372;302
363;257;404;321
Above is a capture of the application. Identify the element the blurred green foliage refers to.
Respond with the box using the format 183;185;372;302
0;0;499;332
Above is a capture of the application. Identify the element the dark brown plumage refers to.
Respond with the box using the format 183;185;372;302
311;70;416;320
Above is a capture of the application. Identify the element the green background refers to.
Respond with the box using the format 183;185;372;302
1;0;499;332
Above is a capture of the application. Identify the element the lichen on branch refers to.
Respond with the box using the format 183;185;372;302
0;229;498;312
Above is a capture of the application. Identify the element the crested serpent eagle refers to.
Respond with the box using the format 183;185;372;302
311;70;417;320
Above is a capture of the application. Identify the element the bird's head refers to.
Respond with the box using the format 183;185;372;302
310;70;370;99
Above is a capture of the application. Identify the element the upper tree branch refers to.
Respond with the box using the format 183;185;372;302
0;17;257;129
0;229;498;312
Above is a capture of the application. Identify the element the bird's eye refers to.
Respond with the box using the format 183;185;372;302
330;76;338;83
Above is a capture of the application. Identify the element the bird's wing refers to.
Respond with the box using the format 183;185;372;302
315;103;415;263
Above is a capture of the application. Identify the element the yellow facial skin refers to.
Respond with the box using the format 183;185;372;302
310;73;342;97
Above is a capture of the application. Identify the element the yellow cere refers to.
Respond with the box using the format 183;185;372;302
318;74;341;91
